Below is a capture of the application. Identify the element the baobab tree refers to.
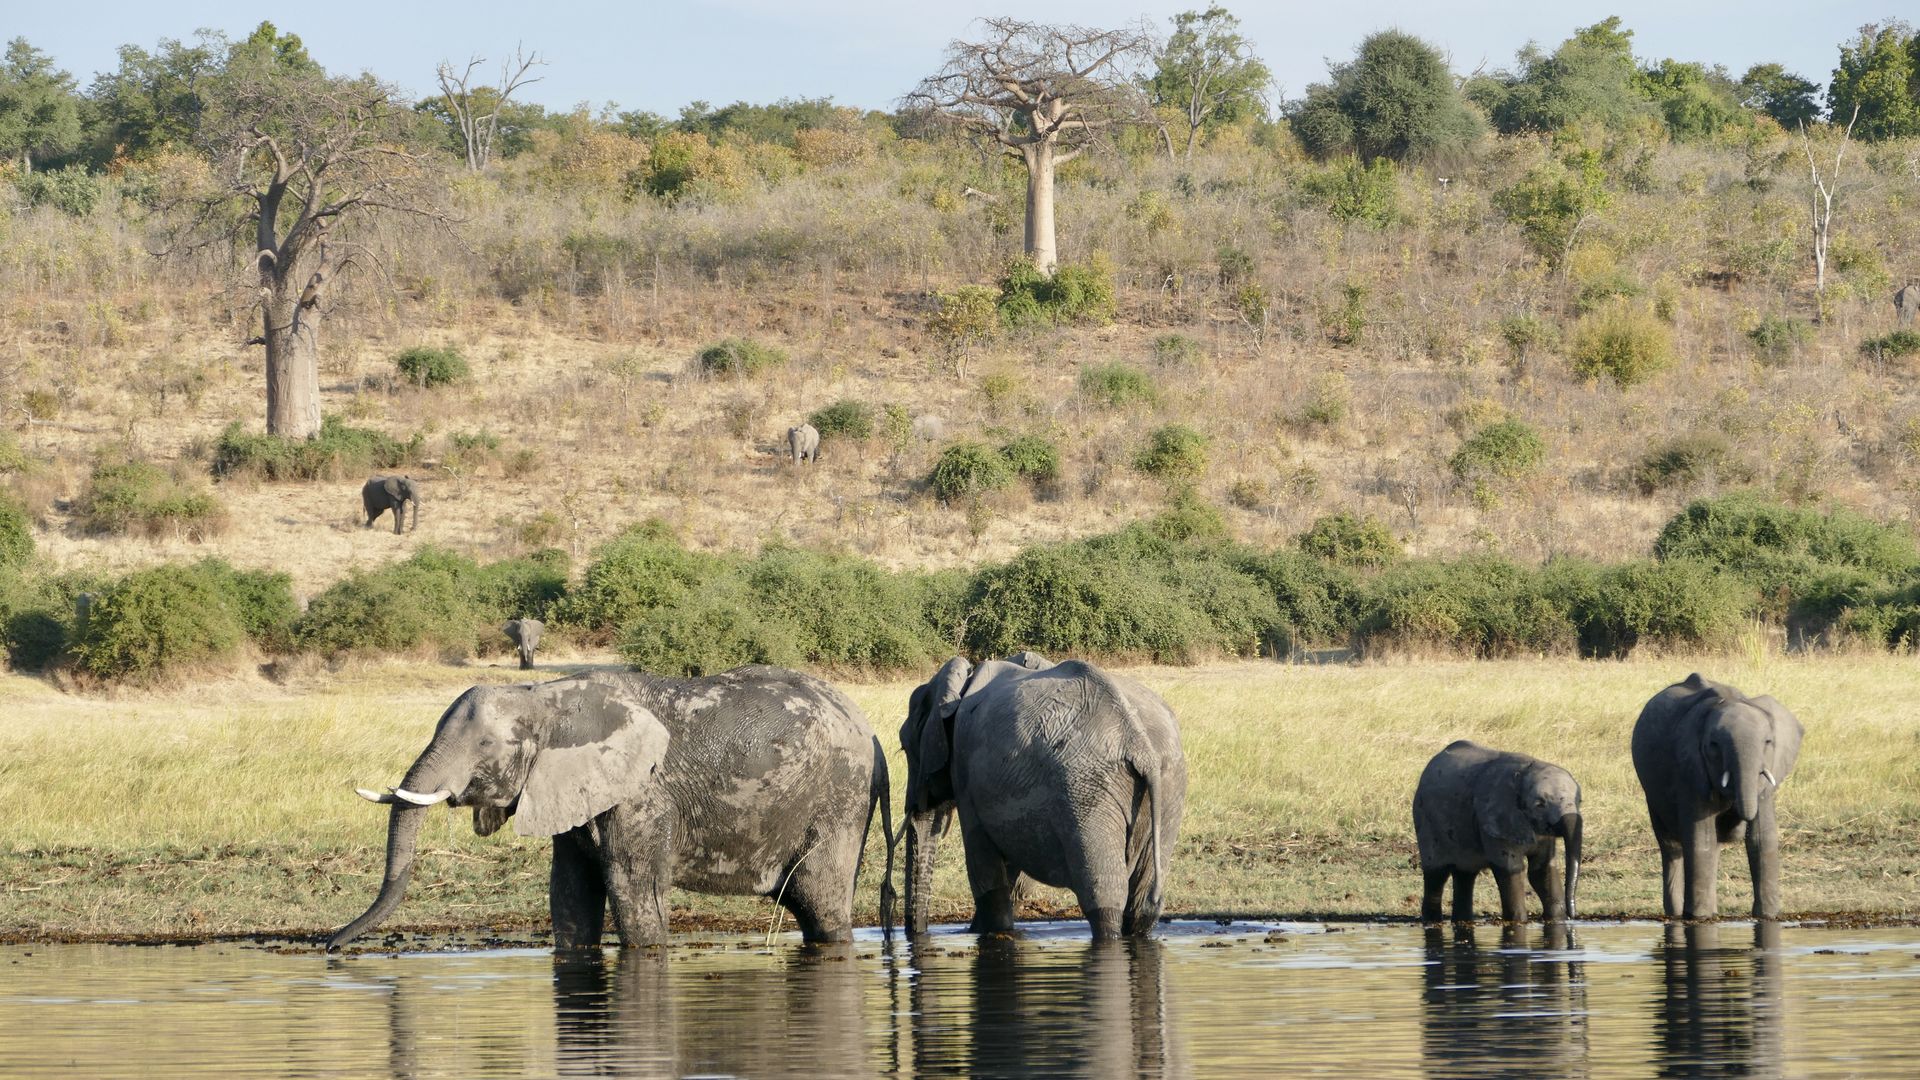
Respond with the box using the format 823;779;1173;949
181;61;437;438
906;18;1154;274
433;46;543;171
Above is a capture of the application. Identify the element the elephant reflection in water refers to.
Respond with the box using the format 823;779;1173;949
906;938;1185;1079
1655;923;1785;1079
550;945;873;1078
1420;923;1590;1078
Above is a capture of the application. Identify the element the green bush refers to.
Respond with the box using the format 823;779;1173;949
188;559;298;652
1297;158;1398;227
1633;433;1744;493
696;338;788;378
14;165;101;217
998;434;1060;484
807;399;876;440
472;549;571;623
1297;513;1403;568
1152;334;1206;366
1236;549;1359;653
996;256;1116;328
211;416;420;481
294;548;483;657
1544;557;1748;658
617;575;799;677
1498;313;1559;363
1450;419;1546;483
1746;316;1814;363
70;564;250;681
1653;491;1919;616
741;546;949;670
0;497;33;569
929;441;1015;503
1078;362;1159;409
1133;425;1209;482
1571;302;1675;387
1358;557;1574;658
0;569;104;671
74;461;227;539
1859;329;1920;361
1298;373;1349;426
394;346;471;388
555;520;727;637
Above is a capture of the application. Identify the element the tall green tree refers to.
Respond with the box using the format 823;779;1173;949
1469;17;1658;135
0;38;83;172
1288;30;1482;162
1147;6;1272;160
1827;21;1920;140
1641;60;1746;140
1739;63;1821;128
88;33;225;160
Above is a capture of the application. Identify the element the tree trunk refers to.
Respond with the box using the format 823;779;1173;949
1023;144;1059;275
262;288;322;439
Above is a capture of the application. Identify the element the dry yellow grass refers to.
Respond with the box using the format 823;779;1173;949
1;651;1912;941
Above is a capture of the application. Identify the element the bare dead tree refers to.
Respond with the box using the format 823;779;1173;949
435;46;544;171
177;69;442;438
1800;104;1860;320
905;18;1154;274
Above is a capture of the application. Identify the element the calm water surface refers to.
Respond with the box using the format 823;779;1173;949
1;921;1915;1077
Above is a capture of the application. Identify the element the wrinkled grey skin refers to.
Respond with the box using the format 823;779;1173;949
1413;740;1583;923
330;666;896;951
787;423;820;465
501;618;543;671
362;475;421;534
1895;283;1917;326
1632;673;1803;920
899;653;1186;939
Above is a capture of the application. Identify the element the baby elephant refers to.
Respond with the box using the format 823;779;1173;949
1632;673;1802;920
502;618;543;670
788;423;820;465
362;475;421;534
1413;740;1583;923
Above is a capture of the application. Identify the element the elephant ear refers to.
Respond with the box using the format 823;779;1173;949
1474;764;1539;850
514;679;671;838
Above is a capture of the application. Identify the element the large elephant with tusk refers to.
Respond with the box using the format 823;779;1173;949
1631;673;1803;920
330;666;895;951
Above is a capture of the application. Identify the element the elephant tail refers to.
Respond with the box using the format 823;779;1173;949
1124;751;1166;933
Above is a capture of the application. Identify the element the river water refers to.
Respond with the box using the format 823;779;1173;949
1;920;1914;1077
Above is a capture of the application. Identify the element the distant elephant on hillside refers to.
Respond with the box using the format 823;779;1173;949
362;475;421;534
1896;283;1917;326
1632;673;1803;920
1413;740;1582;923
502;618;543;670
788;423;820;465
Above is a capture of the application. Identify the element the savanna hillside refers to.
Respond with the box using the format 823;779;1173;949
2;15;1920;683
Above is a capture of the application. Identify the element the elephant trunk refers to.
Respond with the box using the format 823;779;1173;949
518;646;534;671
1736;774;1761;824
904;810;938;937
328;802;427;950
1559;812;1582;920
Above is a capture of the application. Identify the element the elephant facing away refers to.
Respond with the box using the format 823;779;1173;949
1895;283;1917;326
1413;740;1583;923
788;423;820;465
900;653;1186;939
1632;673;1803;920
501;618;543;670
362;475;421;534
329;665;895;950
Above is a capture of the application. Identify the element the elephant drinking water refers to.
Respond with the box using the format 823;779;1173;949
898;653;1186;939
1413;740;1582;923
329;666;896;950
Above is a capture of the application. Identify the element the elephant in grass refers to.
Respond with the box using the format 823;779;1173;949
1632;673;1803;920
899;653;1186;939
788;423;820;465
328;666;895;951
501;618;543;670
1413;741;1583;923
1895;283;1917;326
361;475;421;534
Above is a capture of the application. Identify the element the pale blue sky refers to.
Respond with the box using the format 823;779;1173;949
9;1;1900;115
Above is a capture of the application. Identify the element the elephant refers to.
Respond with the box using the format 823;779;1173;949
1632;673;1803;920
1895;283;1917;326
1656;922;1784;1078
787;423;820;465
899;653;1186;939
328;665;896;951
1413;740;1583;923
501;618;543;670
361;475;421;534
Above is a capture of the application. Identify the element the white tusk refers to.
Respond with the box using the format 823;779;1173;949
1720;771;1730;789
393;787;453;806
1761;769;1777;788
355;787;398;804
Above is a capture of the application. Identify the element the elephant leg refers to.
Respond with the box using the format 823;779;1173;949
392;504;405;535
1681;812;1721;920
1450;869;1477;922
1527;851;1563;923
594;806;671;947
1745;800;1781;920
550;830;607;951
1489;864;1527;923
1649;801;1685;918
777;832;860;944
1421;867;1449;923
957;810;1017;934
